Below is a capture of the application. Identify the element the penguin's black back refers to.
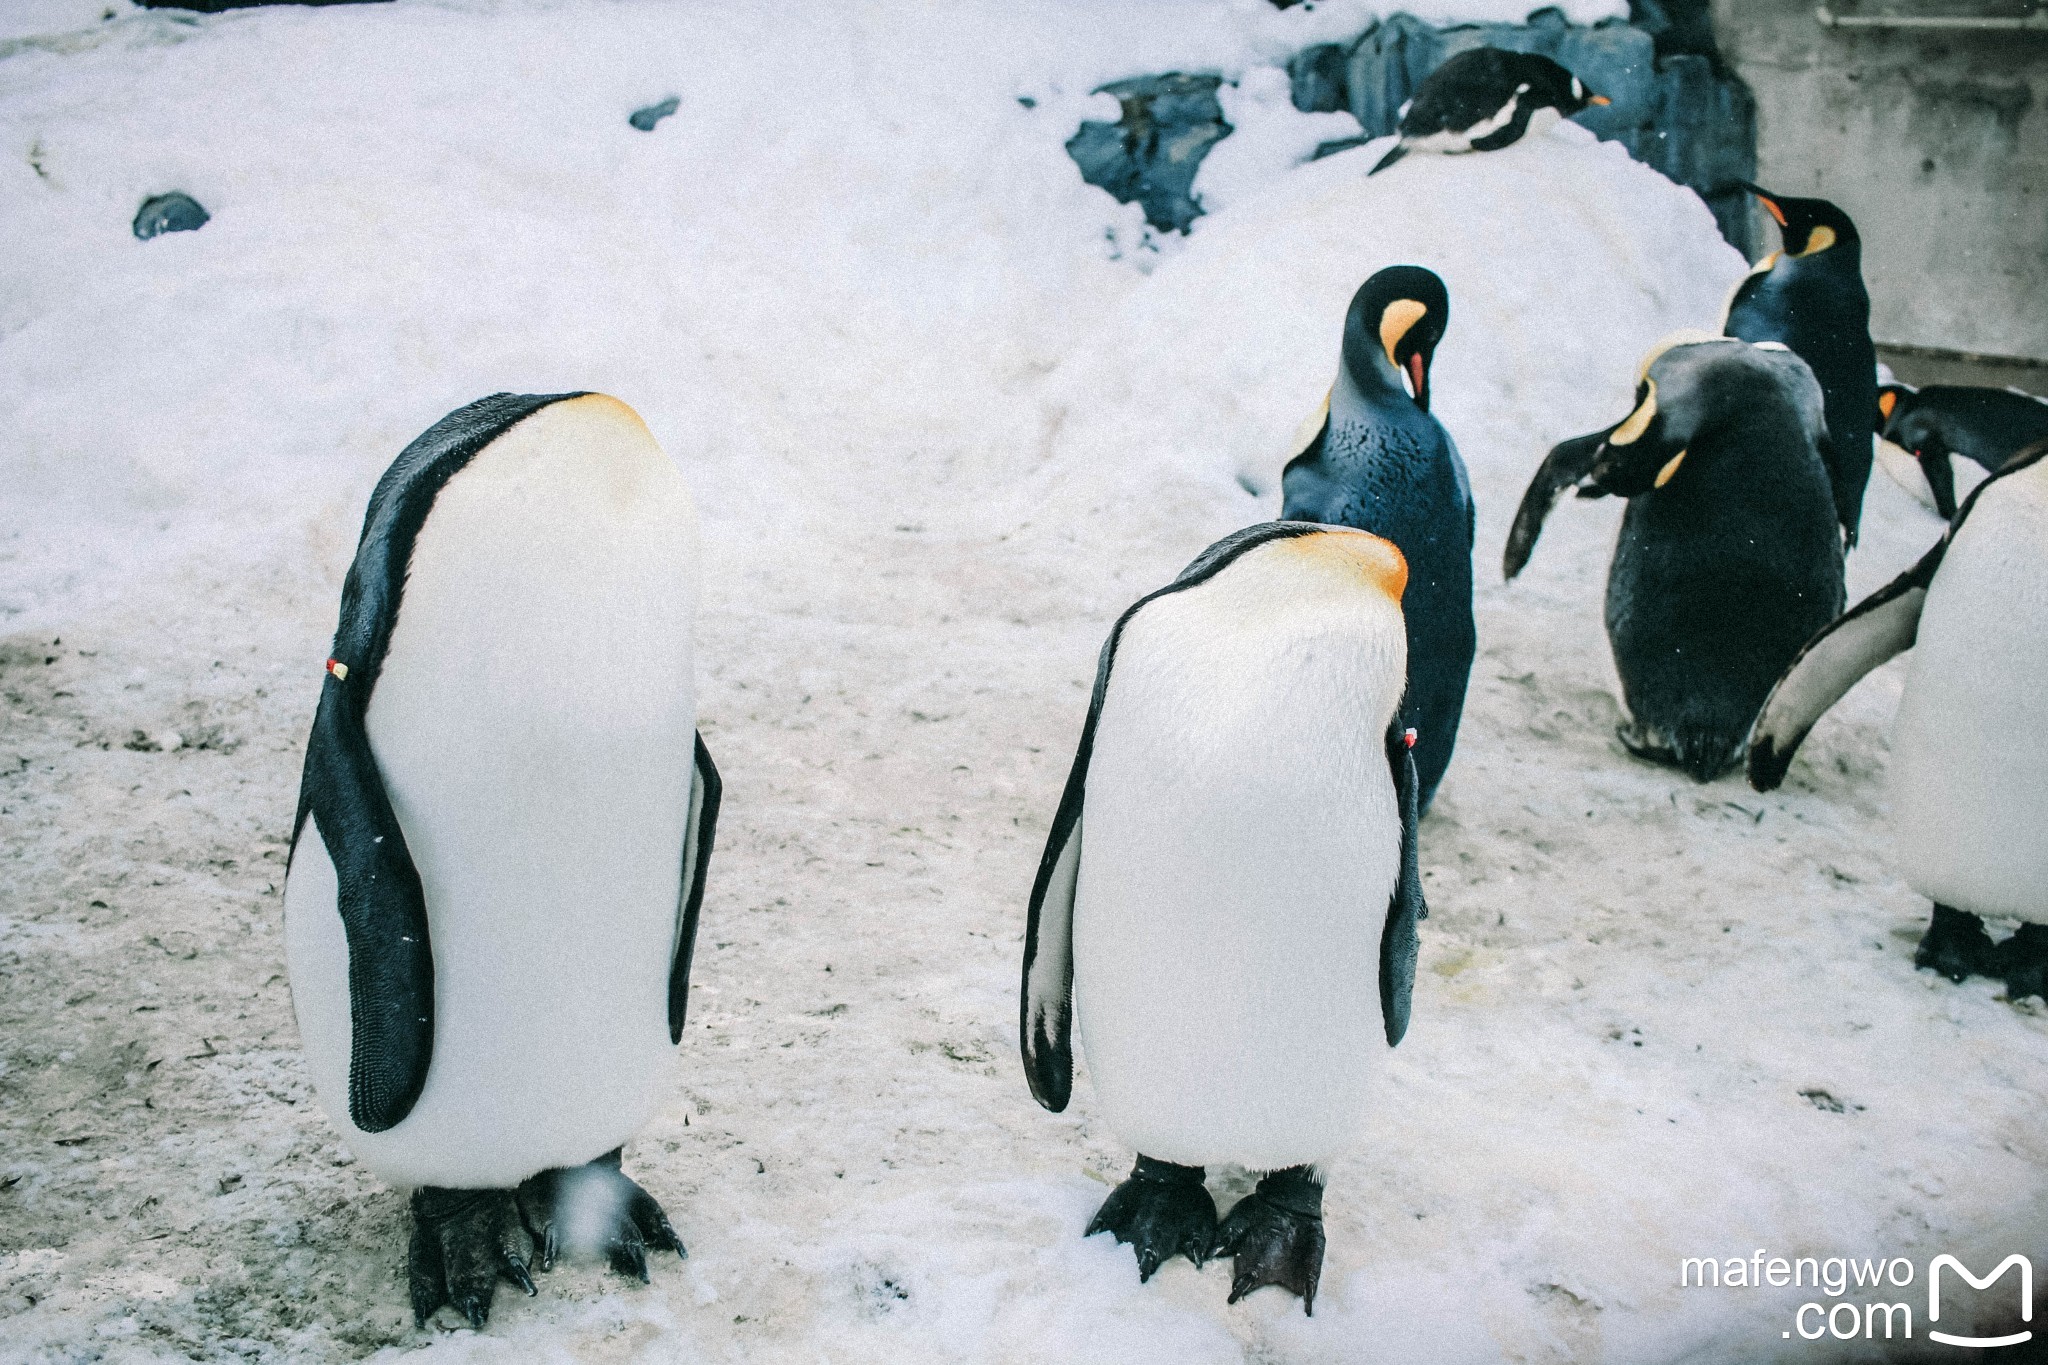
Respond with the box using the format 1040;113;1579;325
1890;385;2048;474
1398;48;1576;137
1606;379;1844;780
1725;254;1876;543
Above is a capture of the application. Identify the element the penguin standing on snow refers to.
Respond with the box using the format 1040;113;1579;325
1876;381;2048;519
1750;442;2048;1001
1368;49;1607;175
1504;335;1844;779
1723;184;1877;545
284;392;721;1327
1021;522;1428;1315
1281;265;1473;812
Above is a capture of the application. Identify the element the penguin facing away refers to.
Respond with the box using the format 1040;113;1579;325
1505;334;1845;780
1876;382;2048;519
1723;183;1877;546
1281;265;1474;813
1750;441;2048;1001
1368;49;1607;175
284;392;720;1327
1021;521;1428;1314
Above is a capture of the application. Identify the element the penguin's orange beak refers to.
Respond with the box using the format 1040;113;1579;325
1588;94;1611;106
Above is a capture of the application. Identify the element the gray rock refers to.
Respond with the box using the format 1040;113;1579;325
132;192;208;240
629;96;679;132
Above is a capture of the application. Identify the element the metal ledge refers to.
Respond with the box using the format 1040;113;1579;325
1816;5;2048;29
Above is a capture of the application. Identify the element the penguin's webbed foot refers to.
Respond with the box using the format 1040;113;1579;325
1086;1155;1217;1282
516;1147;685;1284
1996;923;2048;1004
1915;904;1999;984
408;1186;536;1329
1212;1167;1326;1315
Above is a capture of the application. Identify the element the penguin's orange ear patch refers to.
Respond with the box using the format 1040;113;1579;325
1379;298;1429;368
1878;391;1898;422
1797;225;1837;256
1609;381;1658;446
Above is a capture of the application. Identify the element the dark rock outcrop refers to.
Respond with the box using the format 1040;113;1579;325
1065;73;1232;235
133;192;209;240
629;97;679;132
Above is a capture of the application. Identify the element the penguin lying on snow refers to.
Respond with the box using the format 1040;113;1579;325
1282;265;1473;813
1505;335;1845;780
284;392;721;1327
1750;441;2048;1002
1723;184;1877;546
1368;49;1607;176
1876;381;2048;519
1021;522;1427;1314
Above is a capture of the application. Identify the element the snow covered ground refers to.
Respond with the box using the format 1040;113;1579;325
2;2;2043;1362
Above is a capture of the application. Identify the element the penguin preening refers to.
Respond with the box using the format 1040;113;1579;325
284;392;720;1327
1368;49;1607;176
1021;522;1427;1314
1750;441;2048;1002
1723;184;1877;546
1281;265;1474;812
1876;382;2048;519
1505;334;1845;780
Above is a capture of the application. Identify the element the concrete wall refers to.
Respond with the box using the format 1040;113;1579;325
1712;1;2047;360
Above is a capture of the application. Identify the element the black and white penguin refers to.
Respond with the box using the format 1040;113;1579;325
1504;334;1845;780
283;392;721;1327
1367;49;1607;175
1876;381;2048;519
1281;265;1473;812
1750;441;2048;1001
1021;522;1427;1315
1722;184;1878;546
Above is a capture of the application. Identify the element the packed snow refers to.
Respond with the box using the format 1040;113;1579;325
1;2;2042;1363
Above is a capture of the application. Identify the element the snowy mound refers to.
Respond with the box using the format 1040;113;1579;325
1036;122;1746;557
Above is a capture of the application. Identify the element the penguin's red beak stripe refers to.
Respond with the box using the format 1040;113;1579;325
1588;94;1611;106
1406;352;1429;411
1404;727;1418;749
325;658;349;681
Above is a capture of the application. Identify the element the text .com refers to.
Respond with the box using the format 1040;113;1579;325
1680;1251;2033;1348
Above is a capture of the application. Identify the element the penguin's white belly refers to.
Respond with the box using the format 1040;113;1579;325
1891;473;2048;920
1072;596;1401;1171
285;396;700;1189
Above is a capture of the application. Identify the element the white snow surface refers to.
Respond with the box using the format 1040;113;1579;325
0;2;2042;1363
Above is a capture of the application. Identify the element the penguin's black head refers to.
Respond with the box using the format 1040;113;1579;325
1879;383;1965;516
1743;183;1860;258
1342;265;1450;412
1510;53;1609;115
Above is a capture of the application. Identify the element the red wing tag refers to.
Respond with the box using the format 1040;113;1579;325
325;658;349;681
1403;727;1417;749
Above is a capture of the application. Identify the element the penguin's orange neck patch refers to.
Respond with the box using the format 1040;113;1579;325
1281;529;1409;601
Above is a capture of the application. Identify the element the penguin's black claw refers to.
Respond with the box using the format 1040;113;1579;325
516;1148;683;1284
1212;1167;1326;1316
1915;904;1999;984
408;1186;532;1330
1997;923;2048;1003
1086;1156;1216;1282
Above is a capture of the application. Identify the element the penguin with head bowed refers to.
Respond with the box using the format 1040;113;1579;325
1020;522;1428;1315
1505;335;1845;780
1281;265;1473;813
1750;441;2048;1001
1876;381;2048;520
284;392;721;1328
1723;184;1877;546
1368;49;1607;175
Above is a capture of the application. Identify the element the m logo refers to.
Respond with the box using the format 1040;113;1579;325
1929;1254;2033;1349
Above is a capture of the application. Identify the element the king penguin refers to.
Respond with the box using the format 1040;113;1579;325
1505;335;1844;779
1876;381;2048;519
1020;522;1428;1314
1723;184;1878;546
283;392;721;1327
1281;265;1473;813
1750;441;2048;1002
1368;49;1607;175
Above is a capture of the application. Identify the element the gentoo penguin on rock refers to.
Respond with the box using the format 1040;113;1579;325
284;392;720;1327
1505;334;1845;780
1723;184;1877;546
1281;265;1473;812
1751;441;2048;1001
1021;522;1428;1315
1876;381;2048;519
1368;49;1607;175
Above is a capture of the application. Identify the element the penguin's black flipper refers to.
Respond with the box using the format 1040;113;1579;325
1380;723;1427;1047
1022;521;1331;1111
292;390;587;1134
1503;427;1611;580
1745;542;1938;791
667;733;722;1043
